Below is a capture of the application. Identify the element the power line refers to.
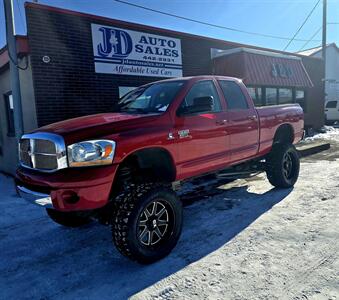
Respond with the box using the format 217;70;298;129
298;26;322;51
283;0;321;51
113;0;321;42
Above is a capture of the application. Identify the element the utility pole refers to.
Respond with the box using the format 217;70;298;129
3;0;24;140
322;0;327;76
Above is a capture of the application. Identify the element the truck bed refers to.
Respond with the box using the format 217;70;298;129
256;103;304;155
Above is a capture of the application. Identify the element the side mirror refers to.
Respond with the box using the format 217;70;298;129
177;96;214;116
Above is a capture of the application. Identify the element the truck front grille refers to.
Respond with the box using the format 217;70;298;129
19;132;67;172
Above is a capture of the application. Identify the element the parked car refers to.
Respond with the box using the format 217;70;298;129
16;76;304;263
325;100;339;124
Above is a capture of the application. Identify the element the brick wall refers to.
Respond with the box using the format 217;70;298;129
25;5;234;126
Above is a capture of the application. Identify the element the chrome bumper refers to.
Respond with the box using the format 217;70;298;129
16;185;53;208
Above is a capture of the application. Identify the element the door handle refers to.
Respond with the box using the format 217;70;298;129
216;120;227;125
248;115;257;121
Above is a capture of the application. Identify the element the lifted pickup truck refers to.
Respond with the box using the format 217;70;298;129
16;76;303;263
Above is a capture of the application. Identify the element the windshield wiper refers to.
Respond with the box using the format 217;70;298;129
119;107;150;114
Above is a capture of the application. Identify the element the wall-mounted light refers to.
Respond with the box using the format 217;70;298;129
42;56;51;63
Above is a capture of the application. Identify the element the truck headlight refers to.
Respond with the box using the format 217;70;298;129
67;140;116;167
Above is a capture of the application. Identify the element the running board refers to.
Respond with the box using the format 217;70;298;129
216;171;261;178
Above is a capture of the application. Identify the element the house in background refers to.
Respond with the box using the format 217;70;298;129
298;43;339;104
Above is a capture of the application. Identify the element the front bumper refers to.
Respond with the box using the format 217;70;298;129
16;185;53;208
15;164;118;212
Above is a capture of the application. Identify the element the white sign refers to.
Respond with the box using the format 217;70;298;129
91;24;183;78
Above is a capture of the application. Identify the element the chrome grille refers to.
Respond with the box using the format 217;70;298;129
19;139;32;168
35;139;56;154
19;132;67;172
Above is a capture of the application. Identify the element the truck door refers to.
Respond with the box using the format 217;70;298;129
174;80;230;178
217;80;259;163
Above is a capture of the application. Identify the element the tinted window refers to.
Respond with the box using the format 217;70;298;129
179;80;222;114
117;81;184;114
265;88;278;105
278;88;293;104
219;81;249;110
326;101;337;108
247;87;263;107
296;90;306;112
4;93;15;136
119;86;138;98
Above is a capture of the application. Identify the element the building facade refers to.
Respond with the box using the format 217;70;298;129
0;36;37;174
298;43;339;104
0;3;325;174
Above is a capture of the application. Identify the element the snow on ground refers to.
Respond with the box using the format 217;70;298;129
1;130;339;300
305;126;339;143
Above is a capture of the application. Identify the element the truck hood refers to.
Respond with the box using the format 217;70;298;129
36;112;161;143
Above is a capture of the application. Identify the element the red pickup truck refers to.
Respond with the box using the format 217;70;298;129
16;76;303;263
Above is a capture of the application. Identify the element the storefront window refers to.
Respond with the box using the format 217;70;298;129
265;88;278;105
247;87;263;106
296;90;306;112
278;88;293;104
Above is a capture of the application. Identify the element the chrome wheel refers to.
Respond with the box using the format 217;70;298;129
138;200;170;246
283;152;293;179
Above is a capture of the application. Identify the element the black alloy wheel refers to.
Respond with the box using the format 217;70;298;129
266;143;300;188
138;200;172;246
282;152;294;180
112;183;183;264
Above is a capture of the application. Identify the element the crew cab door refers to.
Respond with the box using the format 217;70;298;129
174;79;229;178
217;80;259;163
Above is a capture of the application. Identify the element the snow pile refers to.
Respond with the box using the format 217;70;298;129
305;126;339;142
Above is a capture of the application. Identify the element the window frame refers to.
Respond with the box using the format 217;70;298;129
264;87;278;106
218;80;250;111
295;89;307;113
176;79;223;117
3;92;15;137
277;88;293;105
247;86;263;107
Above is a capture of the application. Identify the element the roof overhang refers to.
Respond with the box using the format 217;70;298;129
213;47;313;88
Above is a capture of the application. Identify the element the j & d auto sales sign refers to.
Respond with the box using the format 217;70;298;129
91;24;183;78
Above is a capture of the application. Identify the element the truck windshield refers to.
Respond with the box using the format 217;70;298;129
116;81;185;114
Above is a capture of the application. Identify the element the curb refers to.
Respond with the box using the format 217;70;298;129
297;142;331;158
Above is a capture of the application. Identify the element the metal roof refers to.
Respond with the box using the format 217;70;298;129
213;49;313;88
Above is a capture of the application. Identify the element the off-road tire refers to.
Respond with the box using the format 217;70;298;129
112;183;183;264
266;143;300;188
46;209;91;227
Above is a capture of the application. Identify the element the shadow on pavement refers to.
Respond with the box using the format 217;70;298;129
0;177;292;300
